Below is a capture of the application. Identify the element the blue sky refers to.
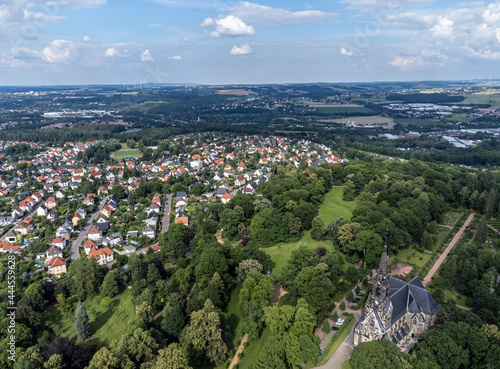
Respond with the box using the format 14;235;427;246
1;0;500;85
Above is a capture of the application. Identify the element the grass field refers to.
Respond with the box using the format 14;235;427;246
264;188;355;278
315;106;374;115
458;93;500;108
112;143;142;160
319;188;356;224
442;211;464;227
237;328;272;369
444;289;469;306
48;288;136;346
389;247;433;270
394;118;442;127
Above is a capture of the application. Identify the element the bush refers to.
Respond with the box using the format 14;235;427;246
331;312;339;322
339;301;346;311
322;320;331;334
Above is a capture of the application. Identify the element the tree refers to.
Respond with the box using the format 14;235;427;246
44;354;64;369
343;180;356;201
100;273;119;298
352;230;383;262
240;270;275;309
111;185;126;199
337;222;361;251
204;272;226;308
162;293;186;340
114;328;159;366
149;343;192;369
87;347;121;369
351;340;404;369
264;305;296;335
180;299;228;365
45;337;94;369
74;302;91;341
311;216;326;240
73;257;101;300
135;301;154;327
236;259;263;284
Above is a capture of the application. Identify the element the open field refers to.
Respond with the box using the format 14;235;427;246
318;187;356;223
47;288;136;346
394;118;443;127
320;115;394;127
263;231;341;278
458;93;500;108
444;289;469;306
389;247;433;271
112;143;142;160
216;89;256;96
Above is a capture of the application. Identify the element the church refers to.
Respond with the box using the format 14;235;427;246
353;240;441;352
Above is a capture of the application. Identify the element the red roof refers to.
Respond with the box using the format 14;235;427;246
47;256;66;267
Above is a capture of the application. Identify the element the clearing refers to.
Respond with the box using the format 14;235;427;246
111;142;142;160
318;187;356;224
47;288;136;346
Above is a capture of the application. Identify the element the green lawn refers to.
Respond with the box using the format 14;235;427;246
389;247;433;270
264;231;344;278
237;328;272;369
47;288;136;346
444;289;469;306
226;287;244;348
342;360;353;369
442;211;464;227
319;188;356;224
113;149;142;160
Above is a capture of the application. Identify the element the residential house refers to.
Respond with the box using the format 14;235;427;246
84;239;98;255
50;237;66;250
5;230;21;244
46;245;63;259
142;225;156;239
221;192;232;204
88;225;103;241
14;221;31;236
88;247;114;266
47;256;67;276
37;204;48;217
46;197;58;209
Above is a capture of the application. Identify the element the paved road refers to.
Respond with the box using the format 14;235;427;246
69;196;108;261
423;211;476;286
0;205;39;242
316;312;361;369
161;193;173;234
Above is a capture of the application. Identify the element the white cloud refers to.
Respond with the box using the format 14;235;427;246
389;55;424;70
140;49;154;62
0;1;107;42
168;55;182;60
201;15;255;38
341;0;431;12
340;47;354;57
104;47;119;58
10;47;39;60
40;39;77;64
83;36;90;42
230;43;254;55
228;1;337;25
383;2;500;63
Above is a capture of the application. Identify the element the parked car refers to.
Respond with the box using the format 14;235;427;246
332;326;340;331
357;292;365;297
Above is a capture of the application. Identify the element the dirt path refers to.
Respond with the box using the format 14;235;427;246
228;334;248;369
423;211;476;286
271;283;288;306
487;224;500;236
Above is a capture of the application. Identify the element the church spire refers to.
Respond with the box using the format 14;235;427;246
366;231;390;311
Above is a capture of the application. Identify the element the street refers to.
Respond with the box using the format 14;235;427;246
69;196;108;261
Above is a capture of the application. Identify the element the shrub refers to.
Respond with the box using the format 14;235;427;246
322;320;331;334
331;312;339;322
339;301;346;311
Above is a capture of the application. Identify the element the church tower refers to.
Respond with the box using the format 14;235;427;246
365;232;392;327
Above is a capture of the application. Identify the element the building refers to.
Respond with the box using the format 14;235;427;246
353;239;440;352
88;225;103;241
47;256;67;276
88;246;114;266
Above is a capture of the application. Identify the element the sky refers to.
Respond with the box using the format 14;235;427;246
1;0;500;85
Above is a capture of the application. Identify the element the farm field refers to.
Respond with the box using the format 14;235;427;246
320;115;394;127
47;288;136;346
318;187;356;224
458;93;500;108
